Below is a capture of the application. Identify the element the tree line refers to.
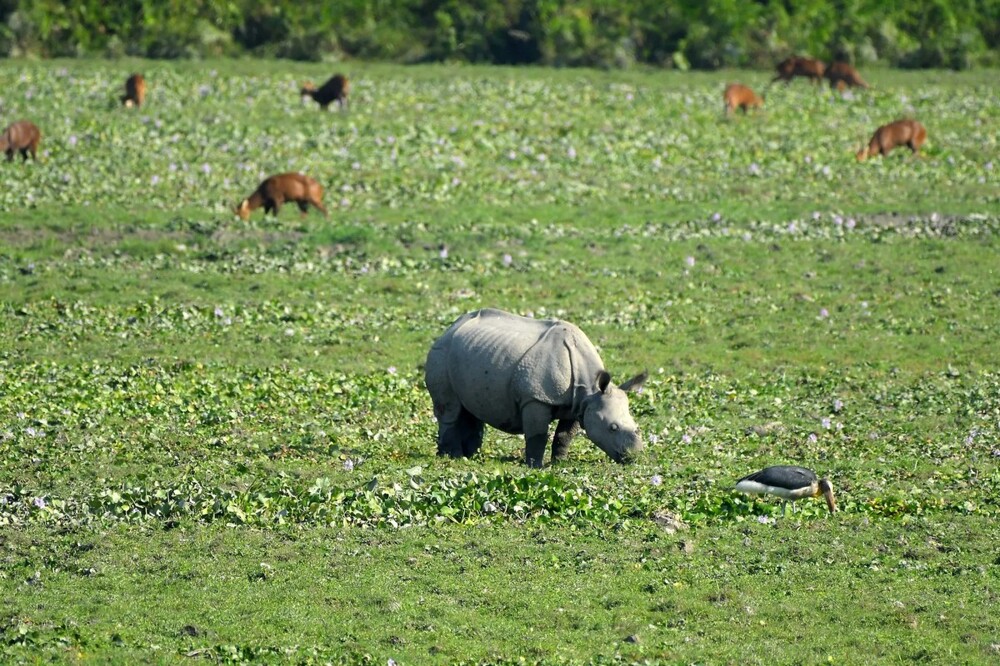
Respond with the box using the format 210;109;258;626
2;0;997;69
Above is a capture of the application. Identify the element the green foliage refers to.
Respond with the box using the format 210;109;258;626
1;60;999;664
1;0;999;67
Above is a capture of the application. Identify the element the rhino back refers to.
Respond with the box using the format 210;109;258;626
435;309;604;430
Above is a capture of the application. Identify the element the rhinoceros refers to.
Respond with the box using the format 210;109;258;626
425;308;647;467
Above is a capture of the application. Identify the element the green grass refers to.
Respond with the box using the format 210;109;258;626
1;59;999;665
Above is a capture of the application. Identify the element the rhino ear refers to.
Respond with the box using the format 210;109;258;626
619;370;648;393
596;370;612;393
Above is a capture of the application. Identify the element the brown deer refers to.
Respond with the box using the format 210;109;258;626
236;173;328;220
300;74;350;111
0;120;41;161
771;56;826;85
122;73;146;108
826;62;869;90
723;83;764;116
856;119;927;161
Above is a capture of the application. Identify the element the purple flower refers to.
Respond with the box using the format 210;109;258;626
819;308;830;319
439;246;449;259
567;146;577;159
201;163;211;174
25;427;37;437
648;433;659;444
711;212;722;222
651;475;663;486
757;515;771;524
502;253;513;267
846;218;856;230
808;433;818;444
68;135;78;147
387;366;397;375
821;418;832;429
685;256;696;268
748;162;761;176
833;399;844;412
33;497;46;509
681;434;692;445
150;175;161;186
214;306;224;318
343;459;355;471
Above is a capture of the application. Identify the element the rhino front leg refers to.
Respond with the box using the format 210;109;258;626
551;419;579;462
522;402;554;468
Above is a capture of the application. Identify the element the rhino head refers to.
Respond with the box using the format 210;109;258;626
580;370;647;463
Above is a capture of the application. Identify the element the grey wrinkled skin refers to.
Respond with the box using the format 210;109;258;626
425;308;647;467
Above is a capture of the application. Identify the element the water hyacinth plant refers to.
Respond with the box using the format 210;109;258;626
0;60;998;665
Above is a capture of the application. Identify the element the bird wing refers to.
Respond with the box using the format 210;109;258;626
738;465;816;488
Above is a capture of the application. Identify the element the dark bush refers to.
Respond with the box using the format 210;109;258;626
0;0;996;68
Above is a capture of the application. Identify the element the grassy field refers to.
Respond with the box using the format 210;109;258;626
1;59;999;664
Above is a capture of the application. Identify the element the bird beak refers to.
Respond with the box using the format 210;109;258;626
823;487;837;514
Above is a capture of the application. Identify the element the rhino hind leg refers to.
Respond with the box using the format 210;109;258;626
437;406;484;459
551;419;579;462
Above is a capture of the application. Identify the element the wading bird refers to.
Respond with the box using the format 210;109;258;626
736;465;836;516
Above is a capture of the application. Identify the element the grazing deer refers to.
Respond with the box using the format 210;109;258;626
771;56;826;85
236;172;328;220
856;119;927;161
122;73;146;108
0;120;41;161
300;74;350;111
826;62;869;90
723;83;764;116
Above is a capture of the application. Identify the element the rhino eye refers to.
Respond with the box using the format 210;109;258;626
610;423;620;432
